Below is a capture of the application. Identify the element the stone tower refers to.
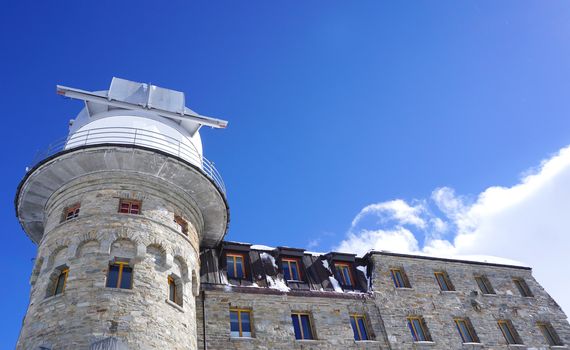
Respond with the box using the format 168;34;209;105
15;78;229;349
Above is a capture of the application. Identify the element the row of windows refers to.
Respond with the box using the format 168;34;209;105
48;261;183;306
390;268;534;297
228;308;563;346
226;253;359;288
61;200;189;235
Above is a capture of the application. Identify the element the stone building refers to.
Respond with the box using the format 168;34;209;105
15;79;570;349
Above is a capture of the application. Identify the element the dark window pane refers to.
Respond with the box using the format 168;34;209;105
106;265;119;288
458;321;473;342
357;318;368;340
283;262;291;281
241;311;251;336
500;323;516;344
290;261;299;280
292;315;302;339
342;267;352;286
437;274;449;291
301;315;313;339
230;311;240;337
120;266;133;289
413;319;426;341
227;258;235;278
169;280;176;302
120;203;129;213
236;258;244;279
350;317;359;340
408;320;418;341
54;272;66;295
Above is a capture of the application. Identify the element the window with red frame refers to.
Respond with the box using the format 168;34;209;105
63;203;81;222
118;199;141;214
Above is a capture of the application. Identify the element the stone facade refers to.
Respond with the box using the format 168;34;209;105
197;245;570;350
17;171;203;349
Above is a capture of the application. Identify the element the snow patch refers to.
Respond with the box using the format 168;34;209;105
329;276;344;293
251;244;275;251
266;275;290;292
260;252;277;269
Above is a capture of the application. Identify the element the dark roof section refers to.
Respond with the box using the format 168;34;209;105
364;251;531;271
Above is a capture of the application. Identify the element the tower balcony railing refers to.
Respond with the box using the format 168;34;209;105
30;126;226;195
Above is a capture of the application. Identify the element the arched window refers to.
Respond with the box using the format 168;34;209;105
46;265;69;298
168;274;183;307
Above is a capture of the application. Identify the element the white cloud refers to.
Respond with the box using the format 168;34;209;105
335;145;570;315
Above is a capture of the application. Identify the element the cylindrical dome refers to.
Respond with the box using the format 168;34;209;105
67;107;204;168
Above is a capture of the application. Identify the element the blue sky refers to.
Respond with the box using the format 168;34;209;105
2;1;570;347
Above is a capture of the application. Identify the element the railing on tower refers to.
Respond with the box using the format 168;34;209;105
31;126;226;195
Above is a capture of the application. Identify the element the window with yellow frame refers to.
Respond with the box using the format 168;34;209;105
291;312;314;340
106;261;133;289
282;257;302;281
350;314;370;341
407;316;431;342
226;252;246;279
230;308;252;337
335;262;354;287
52;268;69;296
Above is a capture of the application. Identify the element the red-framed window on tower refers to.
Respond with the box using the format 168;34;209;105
62;203;80;222
118;199;141;214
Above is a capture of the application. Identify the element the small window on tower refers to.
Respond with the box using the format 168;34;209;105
47;266;69;297
174;215;188;236
168;275;183;306
118;199;141;214
62;203;80;222
106;260;133;289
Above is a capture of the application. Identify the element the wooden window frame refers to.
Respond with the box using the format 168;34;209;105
407;316;431;342
474;275;495;295
291;312;315;340
118;199;141;215
335;262;355;287
350;314;370;341
434;271;454;291
391;268;411;288
282;257;302;281
230;308;253;338
168;276;179;305
226;252;247;279
537;322;563;346
62;203;81;222
52;268;69;296
498;320;522;345
513;278;533;297
107;261;133;289
174;215;189;236
454;318;479;343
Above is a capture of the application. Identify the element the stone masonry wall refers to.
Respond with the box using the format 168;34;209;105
18;173;202;349
369;253;570;350
196;287;389;350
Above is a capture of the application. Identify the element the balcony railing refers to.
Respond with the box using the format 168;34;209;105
31;126;226;195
